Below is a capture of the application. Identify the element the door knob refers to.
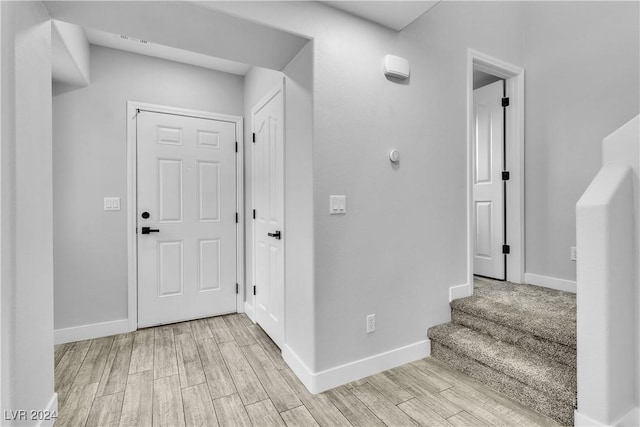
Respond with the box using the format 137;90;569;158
267;230;281;240
141;227;160;234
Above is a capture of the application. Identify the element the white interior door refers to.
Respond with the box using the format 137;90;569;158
253;83;285;347
473;80;505;280
137;110;237;327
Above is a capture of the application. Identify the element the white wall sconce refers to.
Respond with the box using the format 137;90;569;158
384;55;410;80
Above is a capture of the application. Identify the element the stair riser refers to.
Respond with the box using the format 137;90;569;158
451;309;576;368
431;342;574;426
428;324;576;405
451;296;576;348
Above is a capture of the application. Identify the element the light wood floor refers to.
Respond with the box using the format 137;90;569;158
54;313;559;427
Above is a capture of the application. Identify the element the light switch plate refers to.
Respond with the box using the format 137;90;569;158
330;195;346;215
104;197;121;211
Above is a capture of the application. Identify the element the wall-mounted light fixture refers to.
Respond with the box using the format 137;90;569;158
384;55;410;80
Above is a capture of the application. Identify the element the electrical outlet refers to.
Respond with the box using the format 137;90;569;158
366;314;375;333
570;246;577;261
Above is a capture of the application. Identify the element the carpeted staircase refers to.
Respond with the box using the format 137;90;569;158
427;277;576;426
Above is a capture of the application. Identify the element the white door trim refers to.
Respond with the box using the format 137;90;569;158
126;101;244;332
466;49;525;293
247;79;286;341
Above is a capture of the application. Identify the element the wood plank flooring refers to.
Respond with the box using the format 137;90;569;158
55;313;560;427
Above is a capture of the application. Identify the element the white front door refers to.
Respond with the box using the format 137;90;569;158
137;109;237;327
252;83;285;347
473;80;505;280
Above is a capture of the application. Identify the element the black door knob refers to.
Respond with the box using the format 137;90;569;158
141;227;160;234
141;211;150;219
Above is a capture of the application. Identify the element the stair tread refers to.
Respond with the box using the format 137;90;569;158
451;280;576;348
428;323;576;404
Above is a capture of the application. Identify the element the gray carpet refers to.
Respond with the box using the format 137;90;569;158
428;278;577;426
451;278;576;348
451;309;576;367
431;343;574;426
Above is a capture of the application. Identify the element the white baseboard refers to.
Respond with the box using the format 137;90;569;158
283;339;431;394
524;273;576;293
574;409;604;426
616;407;639;426
575;407;639;426
449;283;471;301
54;319;131;344
35;393;58;427
244;301;255;323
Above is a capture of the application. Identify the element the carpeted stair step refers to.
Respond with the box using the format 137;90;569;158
451;308;576;368
450;281;576;349
431;341;574;426
427;323;576;407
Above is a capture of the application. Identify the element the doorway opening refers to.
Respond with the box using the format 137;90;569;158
467;49;525;293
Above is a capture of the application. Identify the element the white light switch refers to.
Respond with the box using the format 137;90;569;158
330;195;346;215
104;197;121;211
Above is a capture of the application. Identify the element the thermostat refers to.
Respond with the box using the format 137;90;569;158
389;150;400;163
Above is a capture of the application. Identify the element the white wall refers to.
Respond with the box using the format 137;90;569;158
1;0;56;422
51;20;90;88
205;1;524;378
523;1;640;283
576;116;639;426
241;42;315;373
53;46;244;332
0;1;16;414
281;41;315;375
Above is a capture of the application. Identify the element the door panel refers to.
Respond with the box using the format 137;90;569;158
253;84;285;347
197;161;220;221
137;111;237;327
475;201;492;258
473;81;505;280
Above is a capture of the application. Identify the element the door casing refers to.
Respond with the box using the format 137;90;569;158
466;49;525;294
126;101;244;332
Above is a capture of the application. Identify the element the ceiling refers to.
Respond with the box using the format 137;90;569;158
54;0;441;82
320;1;440;31
84;27;252;76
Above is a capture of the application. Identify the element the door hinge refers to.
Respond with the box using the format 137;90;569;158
236;212;239;223
502;171;510;181
236;283;239;294
502;97;510;107
502;244;510;254
235;141;238;153
252;133;256;143
253;209;256;219
253;285;256;296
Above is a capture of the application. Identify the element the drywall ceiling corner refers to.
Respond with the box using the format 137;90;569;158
52;19;90;87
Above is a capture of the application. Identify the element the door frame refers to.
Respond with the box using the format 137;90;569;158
466;49;525;292
126;101;244;332
245;80;286;344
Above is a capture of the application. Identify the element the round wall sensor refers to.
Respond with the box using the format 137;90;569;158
389;150;400;163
